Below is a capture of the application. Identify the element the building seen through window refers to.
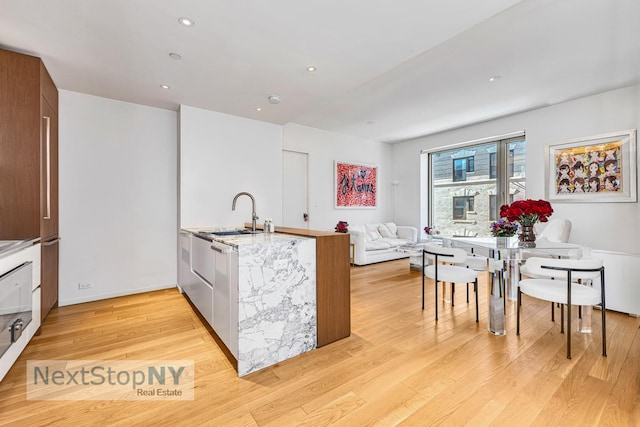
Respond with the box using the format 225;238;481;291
424;136;526;238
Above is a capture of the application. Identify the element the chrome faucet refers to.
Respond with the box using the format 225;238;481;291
232;192;258;232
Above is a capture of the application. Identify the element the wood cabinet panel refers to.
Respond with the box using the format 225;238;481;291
41;238;59;321
40;96;59;238
315;233;351;346
0;49;41;240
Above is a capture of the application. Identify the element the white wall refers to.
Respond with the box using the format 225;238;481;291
283;123;394;230
180;105;283;228
392;84;640;254
59;91;178;305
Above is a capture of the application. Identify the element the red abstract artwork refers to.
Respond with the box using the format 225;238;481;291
335;162;377;208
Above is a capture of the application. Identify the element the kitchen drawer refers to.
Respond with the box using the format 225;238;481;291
191;236;215;287
186;276;214;328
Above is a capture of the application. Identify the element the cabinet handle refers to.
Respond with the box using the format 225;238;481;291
43;237;61;246
210;245;231;254
43;116;51;220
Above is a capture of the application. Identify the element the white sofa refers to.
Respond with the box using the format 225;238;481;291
348;222;418;266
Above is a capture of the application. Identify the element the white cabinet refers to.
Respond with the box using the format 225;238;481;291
185;235;215;328
592;250;640;316
178;232;199;292
191;236;216;287
183;234;239;358
212;241;238;358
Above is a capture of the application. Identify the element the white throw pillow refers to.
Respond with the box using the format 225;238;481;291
366;230;381;241
365;223;381;234
378;225;393;238
384;222;398;237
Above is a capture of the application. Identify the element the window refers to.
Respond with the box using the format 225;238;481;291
489;194;497;220
423;133;526;238
489;153;497;179
509;149;515;177
453;196;474;220
489;194;514;220
453;156;474;182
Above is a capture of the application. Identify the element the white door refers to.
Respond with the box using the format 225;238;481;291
282;150;309;228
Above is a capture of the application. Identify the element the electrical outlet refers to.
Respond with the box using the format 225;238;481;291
78;283;92;290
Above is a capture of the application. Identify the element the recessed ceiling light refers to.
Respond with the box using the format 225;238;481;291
178;17;195;27
169;52;182;60
268;95;280;104
306;66;316;72
256;107;262;111
160;84;170;89
489;75;501;82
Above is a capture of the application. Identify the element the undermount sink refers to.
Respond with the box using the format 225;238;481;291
210;230;252;236
204;229;262;236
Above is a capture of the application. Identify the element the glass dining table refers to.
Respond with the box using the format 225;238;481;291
441;237;582;335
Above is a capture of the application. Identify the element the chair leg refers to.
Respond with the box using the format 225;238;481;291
560;304;564;333
474;279;478;322
421;272;425;310
567;305;572;359
516;288;521;335
452;282;455;306
435;280;439;322
578;305;582;319
466;283;469;303
602;306;607;357
551;301;555;322
601;273;607;357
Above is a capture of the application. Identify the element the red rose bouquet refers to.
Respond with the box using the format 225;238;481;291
499;199;553;227
335;221;349;233
424;226;440;236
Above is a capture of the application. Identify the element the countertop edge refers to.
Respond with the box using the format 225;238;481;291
0;238;41;260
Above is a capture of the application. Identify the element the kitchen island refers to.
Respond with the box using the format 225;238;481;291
179;229;316;376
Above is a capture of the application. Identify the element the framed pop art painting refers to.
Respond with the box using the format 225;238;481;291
335;161;377;208
545;129;637;203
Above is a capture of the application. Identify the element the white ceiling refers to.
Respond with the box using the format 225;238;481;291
1;0;639;143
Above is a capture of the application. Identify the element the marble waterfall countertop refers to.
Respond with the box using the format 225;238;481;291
181;227;317;376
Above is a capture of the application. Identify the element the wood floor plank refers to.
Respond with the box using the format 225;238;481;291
0;259;638;426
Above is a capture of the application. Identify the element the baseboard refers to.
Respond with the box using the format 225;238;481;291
58;283;177;306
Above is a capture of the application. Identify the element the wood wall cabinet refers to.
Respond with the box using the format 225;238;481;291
0;48;59;321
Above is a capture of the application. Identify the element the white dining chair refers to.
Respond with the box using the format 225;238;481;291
520;219;573;280
422;244;479;322
537;218;572;243
517;256;606;359
456;249;487;304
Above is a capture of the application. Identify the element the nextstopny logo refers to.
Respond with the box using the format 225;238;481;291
27;360;195;400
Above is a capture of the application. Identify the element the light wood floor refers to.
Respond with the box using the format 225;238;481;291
1;260;638;426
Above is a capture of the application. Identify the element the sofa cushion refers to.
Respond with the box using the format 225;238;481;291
378;224;394;238
365;223;381;233
380;237;409;248
366;230;381;241
365;239;392;251
384;222;398;236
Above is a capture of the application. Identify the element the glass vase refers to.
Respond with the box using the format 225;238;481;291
518;225;536;248
496;236;508;248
